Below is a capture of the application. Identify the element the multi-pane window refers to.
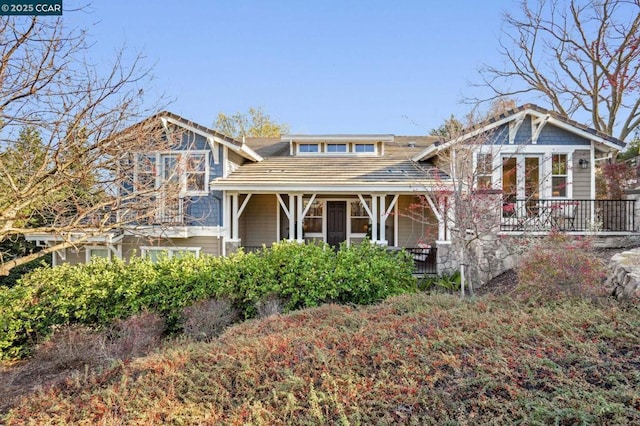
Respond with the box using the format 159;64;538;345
299;144;319;153
135;154;156;192
355;144;375;153
86;247;110;262
134;152;208;195
296;142;378;155
186;153;207;192
141;247;200;262
476;153;493;189
552;154;568;197
303;200;323;234
326;143;347;153
350;201;370;234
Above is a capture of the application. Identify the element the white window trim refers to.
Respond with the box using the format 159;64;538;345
474;152;494;189
303;198;324;237
295;142;379;156
133;151;210;196
550;152;571;199
140;246;202;260
297;143;320;154
85;246;112;263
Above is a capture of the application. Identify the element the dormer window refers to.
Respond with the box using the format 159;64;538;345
287;135;392;156
326;143;347;153
355;144;375;153
299;143;319;153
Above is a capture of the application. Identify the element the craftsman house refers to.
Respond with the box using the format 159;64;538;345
28;104;636;276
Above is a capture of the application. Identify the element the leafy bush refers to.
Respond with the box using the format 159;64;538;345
0;241;416;359
333;242;417;304
418;271;461;293
516;233;607;302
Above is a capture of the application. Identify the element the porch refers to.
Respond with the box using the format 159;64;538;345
500;199;637;233
242;243;439;276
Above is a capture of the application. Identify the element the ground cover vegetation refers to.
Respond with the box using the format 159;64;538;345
2;293;638;424
1;235;638;423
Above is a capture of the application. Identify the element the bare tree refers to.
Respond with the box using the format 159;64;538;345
474;0;640;141
0;16;179;275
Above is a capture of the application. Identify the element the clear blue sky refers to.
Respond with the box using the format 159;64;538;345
63;1;521;135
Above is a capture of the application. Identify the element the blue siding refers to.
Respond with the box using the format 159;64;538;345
180;132;223;227
537;122;590;146
489;116;590;146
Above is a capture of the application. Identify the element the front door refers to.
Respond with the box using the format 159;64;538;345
327;201;347;249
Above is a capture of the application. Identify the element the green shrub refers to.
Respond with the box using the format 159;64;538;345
0;241;416;359
333;243;417;304
418;271;461;293
516;233;607;302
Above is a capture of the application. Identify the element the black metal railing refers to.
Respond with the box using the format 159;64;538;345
404;247;438;275
501;199;636;233
155;197;186;225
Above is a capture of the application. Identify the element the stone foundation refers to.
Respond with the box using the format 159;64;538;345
225;240;242;255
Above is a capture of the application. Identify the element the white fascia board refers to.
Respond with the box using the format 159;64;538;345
208;183;452;193
24;232;123;244
123;226;225;238
283;134;395;143
162;116;262;162
491;144;595;154
413;110;534;161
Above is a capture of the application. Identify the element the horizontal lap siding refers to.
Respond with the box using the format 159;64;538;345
572;150;591;199
240;194;278;247
121;235;222;260
396;195;438;247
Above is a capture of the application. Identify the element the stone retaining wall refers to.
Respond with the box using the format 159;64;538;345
605;248;640;301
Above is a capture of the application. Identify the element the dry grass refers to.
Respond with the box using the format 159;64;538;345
2;293;639;424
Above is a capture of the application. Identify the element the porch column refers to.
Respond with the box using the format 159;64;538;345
380;194;399;246
231;193;239;240
296;194;304;242
371;195;378;242
288;193;295;241
379;195;386;244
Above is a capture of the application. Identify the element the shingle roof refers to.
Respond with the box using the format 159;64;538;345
212;135;449;192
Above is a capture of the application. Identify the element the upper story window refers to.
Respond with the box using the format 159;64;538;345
134;151;209;196
294;141;379;156
299;144;319;153
552;154;568;197
476;153;493;189
355;144;375;153
326;143;347;153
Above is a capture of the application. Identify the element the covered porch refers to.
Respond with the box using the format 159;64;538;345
222;192;448;274
500;198;637;234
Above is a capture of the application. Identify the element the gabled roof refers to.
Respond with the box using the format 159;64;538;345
118;111;263;162
413;104;626;161
211;135;447;193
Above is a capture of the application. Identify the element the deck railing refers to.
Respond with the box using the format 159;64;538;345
404;247;438;275
501;199;636;233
